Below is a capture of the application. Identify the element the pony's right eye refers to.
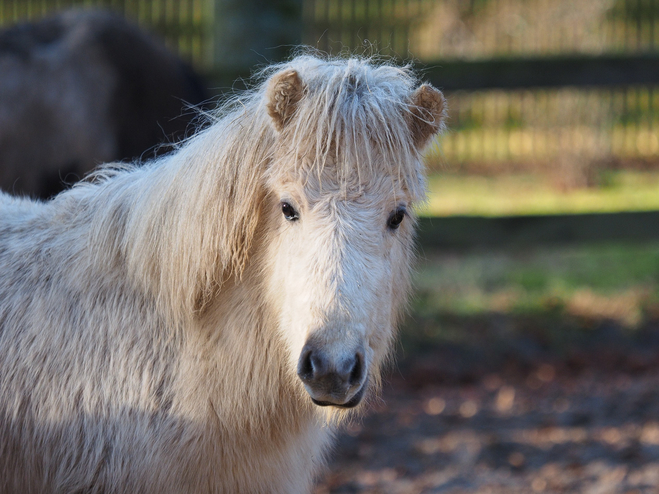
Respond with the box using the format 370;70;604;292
281;202;299;221
387;207;406;230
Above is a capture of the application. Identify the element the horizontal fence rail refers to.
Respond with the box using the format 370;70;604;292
422;54;659;91
417;212;659;249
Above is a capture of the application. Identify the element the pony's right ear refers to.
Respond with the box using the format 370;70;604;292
266;69;304;131
408;84;447;150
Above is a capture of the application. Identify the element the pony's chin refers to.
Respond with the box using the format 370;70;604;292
310;384;366;409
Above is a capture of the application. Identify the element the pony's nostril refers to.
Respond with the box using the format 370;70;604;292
298;347;331;382
348;352;364;386
310;352;328;376
298;348;314;381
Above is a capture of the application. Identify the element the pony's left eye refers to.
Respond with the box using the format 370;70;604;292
281;201;299;221
387;207;406;230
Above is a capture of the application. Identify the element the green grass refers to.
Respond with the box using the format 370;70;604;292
419;170;659;217
405;170;659;352
411;242;659;330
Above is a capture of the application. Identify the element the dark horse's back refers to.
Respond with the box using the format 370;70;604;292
0;9;209;199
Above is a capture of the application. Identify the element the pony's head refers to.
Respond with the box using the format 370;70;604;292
119;54;444;414
258;56;446;412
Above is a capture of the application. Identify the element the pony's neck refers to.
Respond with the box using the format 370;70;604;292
175;250;319;447
113;111;274;323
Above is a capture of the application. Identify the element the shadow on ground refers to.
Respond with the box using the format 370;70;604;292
315;314;659;494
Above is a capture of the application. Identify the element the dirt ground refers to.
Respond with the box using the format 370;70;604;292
314;324;659;494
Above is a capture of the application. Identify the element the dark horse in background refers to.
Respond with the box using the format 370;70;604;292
0;9;209;199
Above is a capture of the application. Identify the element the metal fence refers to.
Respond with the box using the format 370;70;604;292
302;0;659;174
2;0;659;175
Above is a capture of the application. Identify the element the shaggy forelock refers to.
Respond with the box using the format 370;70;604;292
270;56;424;197
206;55;427;199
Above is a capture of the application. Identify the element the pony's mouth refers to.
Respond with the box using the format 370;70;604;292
310;381;367;409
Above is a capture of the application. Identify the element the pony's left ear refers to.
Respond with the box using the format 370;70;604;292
408;84;447;150
266;69;304;131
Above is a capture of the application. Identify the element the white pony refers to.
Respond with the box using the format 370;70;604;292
0;55;445;493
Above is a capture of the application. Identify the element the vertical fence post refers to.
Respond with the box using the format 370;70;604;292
210;0;302;87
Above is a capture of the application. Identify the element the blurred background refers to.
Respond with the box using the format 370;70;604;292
3;0;659;492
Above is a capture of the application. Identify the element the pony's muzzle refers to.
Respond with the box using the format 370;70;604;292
297;342;367;408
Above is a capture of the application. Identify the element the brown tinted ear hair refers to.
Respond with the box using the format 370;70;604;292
266;69;304;131
408;84;446;150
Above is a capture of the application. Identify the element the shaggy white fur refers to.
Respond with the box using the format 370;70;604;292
0;54;445;493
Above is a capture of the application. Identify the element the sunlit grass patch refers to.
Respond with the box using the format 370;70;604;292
411;242;659;331
418;171;659;217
